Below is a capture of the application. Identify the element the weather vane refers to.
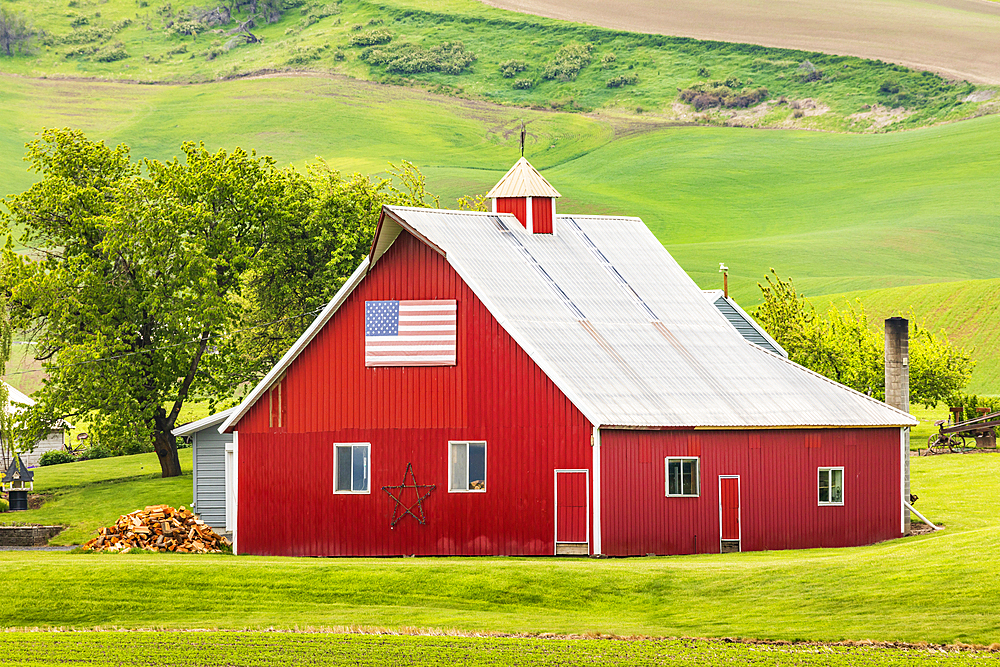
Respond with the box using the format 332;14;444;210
520;121;526;157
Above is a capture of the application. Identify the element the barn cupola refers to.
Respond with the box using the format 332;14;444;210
487;158;562;234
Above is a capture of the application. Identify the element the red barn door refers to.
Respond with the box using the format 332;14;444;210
555;470;589;555
719;475;741;553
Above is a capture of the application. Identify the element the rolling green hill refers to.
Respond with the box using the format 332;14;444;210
2;73;999;392
0;0;994;132
820;279;1000;395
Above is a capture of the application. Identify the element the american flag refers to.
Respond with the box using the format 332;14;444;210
365;300;457;367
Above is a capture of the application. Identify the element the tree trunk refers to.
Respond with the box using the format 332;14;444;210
153;408;182;478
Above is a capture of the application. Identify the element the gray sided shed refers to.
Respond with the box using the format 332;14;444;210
702;289;788;358
173;408;234;533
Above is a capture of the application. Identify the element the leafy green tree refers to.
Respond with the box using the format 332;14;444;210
2;129;312;476
1;129;439;477
753;270;974;408
0;5;33;57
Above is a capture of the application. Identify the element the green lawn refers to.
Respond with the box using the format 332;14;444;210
0;449;193;544
0;455;998;645
3;632;997;666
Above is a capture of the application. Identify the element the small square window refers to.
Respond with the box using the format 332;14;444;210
334;443;370;493
818;467;844;505
450;441;486;492
665;457;700;497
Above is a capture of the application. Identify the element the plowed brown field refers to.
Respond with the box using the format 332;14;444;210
482;0;1000;84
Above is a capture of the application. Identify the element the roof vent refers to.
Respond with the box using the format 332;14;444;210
487;158;561;234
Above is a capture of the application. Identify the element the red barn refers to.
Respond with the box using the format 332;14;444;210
220;158;915;557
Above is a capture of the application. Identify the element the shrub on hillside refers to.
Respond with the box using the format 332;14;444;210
600;52;616;69
77;443;113;460
679;79;768;110
39;449;76;466
349;28;392;47
512;77;533;89
797;60;823;82
59;26;112;44
606;74;637;88
361;41;475;75
542;42;592;82
498;58;527;78
286;43;328;65
94;43;128;61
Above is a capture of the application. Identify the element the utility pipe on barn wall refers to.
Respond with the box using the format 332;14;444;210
592;425;602;556
904;501;941;531
885;317;910;536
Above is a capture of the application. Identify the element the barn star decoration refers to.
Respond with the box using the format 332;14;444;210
382;462;436;528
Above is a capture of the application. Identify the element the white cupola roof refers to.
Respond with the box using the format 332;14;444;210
486;158;561;199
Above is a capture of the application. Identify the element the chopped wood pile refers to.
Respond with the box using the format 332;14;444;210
83;505;228;553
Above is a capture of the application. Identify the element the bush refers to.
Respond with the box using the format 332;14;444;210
349;28;392;47
39;449;76;466
606;74;637;88
95;43;128;61
600;52;616;69
512;77;533;89
78;444;113;460
498;58;527;78
542;42;592;81
286;43;328;65
679;79;768;110
361;41;475;75
0;499;8;513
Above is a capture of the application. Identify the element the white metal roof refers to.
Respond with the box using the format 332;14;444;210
486;158;562;199
223;206;915;431
173;408;235;437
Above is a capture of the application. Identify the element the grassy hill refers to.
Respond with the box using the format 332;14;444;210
820;279;1000;396
0;454;998;646
0;0;994;132
2;73;1000;392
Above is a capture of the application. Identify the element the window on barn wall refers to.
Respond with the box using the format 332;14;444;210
665;457;700;497
449;441;486;492
334;443;370;493
818;467;844;505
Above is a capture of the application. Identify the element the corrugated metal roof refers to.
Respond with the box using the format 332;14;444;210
371;207;915;429
486;158;562;199
223;205;915;432
702;290;788;357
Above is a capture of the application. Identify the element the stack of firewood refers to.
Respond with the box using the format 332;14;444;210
83;505;228;553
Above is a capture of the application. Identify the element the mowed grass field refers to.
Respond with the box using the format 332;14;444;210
0;454;999;646
3;632;999;666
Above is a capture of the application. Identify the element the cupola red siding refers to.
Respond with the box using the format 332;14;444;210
495;197;527;229
532;197;554;234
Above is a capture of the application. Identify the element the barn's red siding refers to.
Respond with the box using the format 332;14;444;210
235;231;593;556
496;197;527;229
532;197;553;234
600;428;902;555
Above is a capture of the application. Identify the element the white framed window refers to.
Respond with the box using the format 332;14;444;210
449;441;486;492
818;467;844;505
334;443;370;494
665;457;700;497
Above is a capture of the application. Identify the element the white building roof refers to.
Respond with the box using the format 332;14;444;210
702;290;788;358
173;408;235;437
222;206;915;432
486;158;561;199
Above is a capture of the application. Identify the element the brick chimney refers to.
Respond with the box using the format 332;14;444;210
885;316;910;536
487;158;561;234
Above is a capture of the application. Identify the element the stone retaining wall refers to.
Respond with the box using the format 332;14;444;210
0;525;65;547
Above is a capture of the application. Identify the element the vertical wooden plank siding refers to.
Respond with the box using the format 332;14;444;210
496;197;527;228
600;428;902;555
531;197;553;234
235;231;592;556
